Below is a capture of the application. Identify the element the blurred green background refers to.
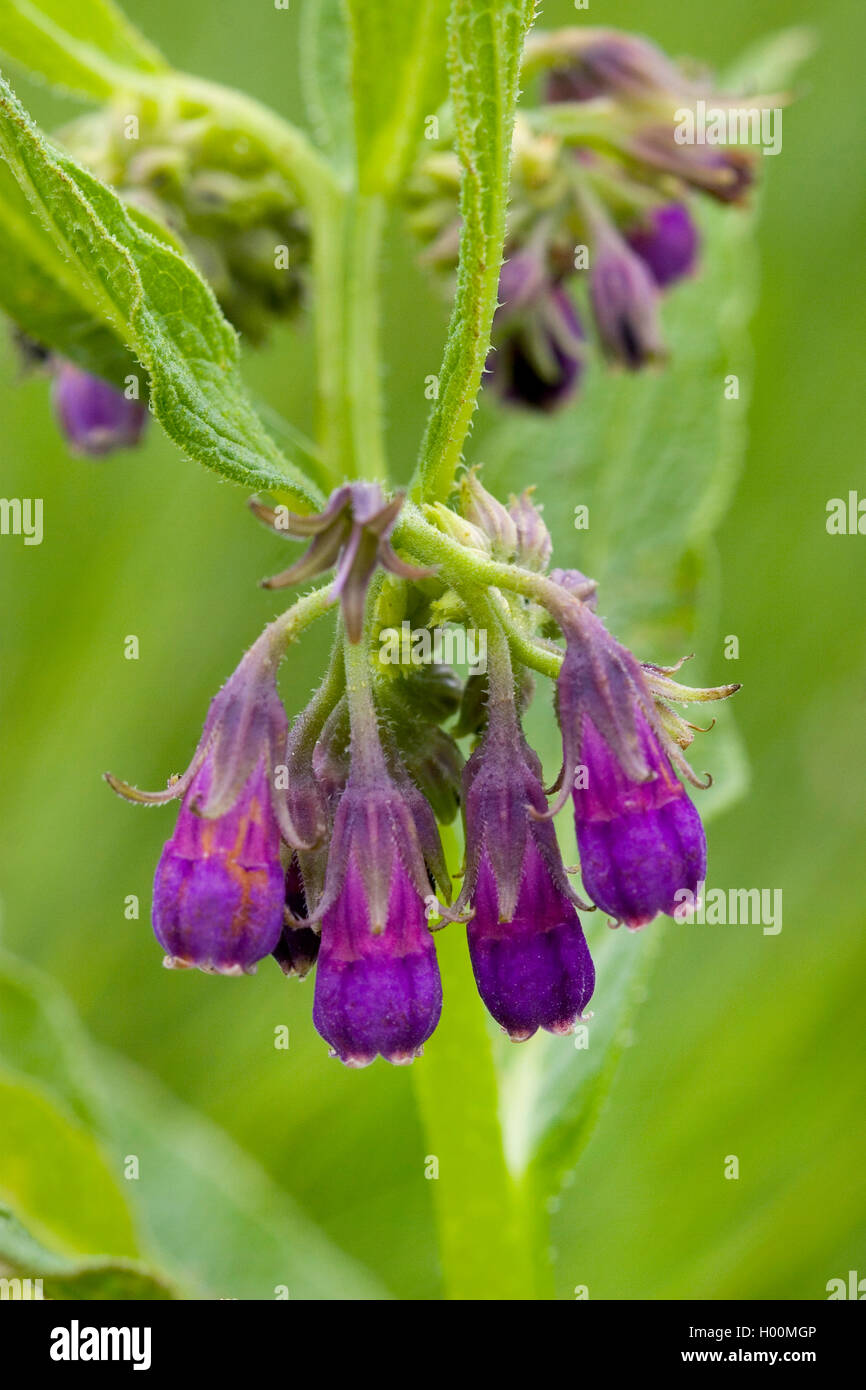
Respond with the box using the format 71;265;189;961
0;0;864;1299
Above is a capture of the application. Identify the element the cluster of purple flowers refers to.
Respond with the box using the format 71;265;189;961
407;27;770;412
109;483;736;1068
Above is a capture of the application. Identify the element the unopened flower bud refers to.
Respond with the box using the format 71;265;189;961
509;488;552;572
459;468;518;561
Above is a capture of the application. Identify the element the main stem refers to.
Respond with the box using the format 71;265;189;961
312;186;389;485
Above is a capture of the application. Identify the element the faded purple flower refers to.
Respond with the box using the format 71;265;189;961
543;30;689;105
250;484;433;642
52;361;148;456
152;754;285;973
630;127;754;204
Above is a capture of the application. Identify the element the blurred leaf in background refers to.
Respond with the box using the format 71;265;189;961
0;0;864;1301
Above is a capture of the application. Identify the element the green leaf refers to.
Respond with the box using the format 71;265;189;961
300;0;354;172
91;1047;392;1300
0;1069;139;1259
0;948;390;1300
411;0;537;504
0;0;166;100
0;949;102;1128
347;0;449;195
0;76;323;507
0;154;137;383
0;1206;178;1300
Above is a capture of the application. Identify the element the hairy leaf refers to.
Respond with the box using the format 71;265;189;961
0;949;389;1300
0;77;322;506
0;1206;178;1299
0;155;137;382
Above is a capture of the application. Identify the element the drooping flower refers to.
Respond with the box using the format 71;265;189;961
458;704;594;1040
573;709;707;929
538;28;763;206
540;28;691;105
51;361;148;456
629;127;754;204
625;203;699;288
551;600;736;928
308;758;451;1067
588;221;665;369
486;251;585;412
106;633;300;973
250;484;433;641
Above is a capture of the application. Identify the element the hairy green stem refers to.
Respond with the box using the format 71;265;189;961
409;0;537;506
488;591;563;681
342;585;388;778
391;505;581;678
